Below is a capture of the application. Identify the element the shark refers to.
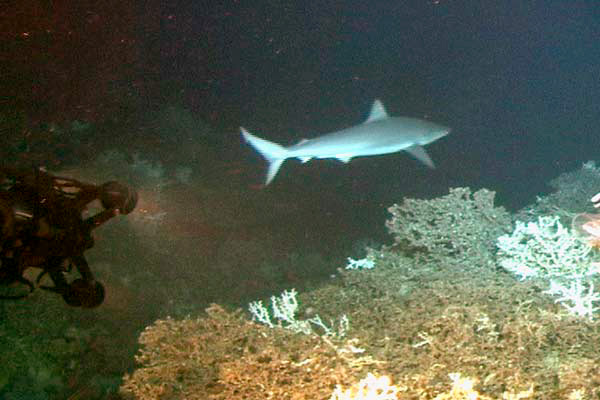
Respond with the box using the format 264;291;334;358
241;99;450;185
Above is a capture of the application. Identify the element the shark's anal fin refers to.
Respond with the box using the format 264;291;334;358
335;155;353;163
405;145;435;168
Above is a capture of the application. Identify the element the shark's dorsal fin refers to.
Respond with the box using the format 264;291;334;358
365;99;389;123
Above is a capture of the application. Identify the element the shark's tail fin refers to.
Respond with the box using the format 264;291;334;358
241;128;288;185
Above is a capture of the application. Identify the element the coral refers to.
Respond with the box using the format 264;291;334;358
432;373;533;400
546;279;600;319
121;258;600;399
497;214;600;318
120;304;374;400
518;161;600;220
345;257;376;270
496;216;598;280
329;373;400;400
121;248;600;399
330;372;536;400
385;187;511;264
120;186;600;400
248;288;349;336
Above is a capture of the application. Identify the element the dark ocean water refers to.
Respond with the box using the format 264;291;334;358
3;1;600;398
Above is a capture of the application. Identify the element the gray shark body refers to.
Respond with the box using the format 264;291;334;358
241;99;450;185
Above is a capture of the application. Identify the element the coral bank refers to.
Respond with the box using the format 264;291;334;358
121;257;600;399
121;185;600;399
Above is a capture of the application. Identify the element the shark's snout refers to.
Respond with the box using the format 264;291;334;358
437;128;451;139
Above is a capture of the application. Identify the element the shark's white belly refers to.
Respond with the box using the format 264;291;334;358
289;140;410;162
286;123;418;162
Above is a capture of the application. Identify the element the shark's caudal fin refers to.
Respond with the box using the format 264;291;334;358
241;128;288;185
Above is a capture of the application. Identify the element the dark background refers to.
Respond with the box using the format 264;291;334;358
4;0;600;248
3;2;600;397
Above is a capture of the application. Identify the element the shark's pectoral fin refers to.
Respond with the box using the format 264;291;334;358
405;145;435;168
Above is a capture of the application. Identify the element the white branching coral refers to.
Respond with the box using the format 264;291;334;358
497;215;600;318
345;257;376;270
248;289;349;337
329;373;400;400
546;279;600;319
497;216;597;280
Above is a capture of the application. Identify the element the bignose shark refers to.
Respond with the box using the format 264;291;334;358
241;99;450;185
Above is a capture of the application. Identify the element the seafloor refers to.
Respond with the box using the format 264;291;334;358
120;247;600;399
